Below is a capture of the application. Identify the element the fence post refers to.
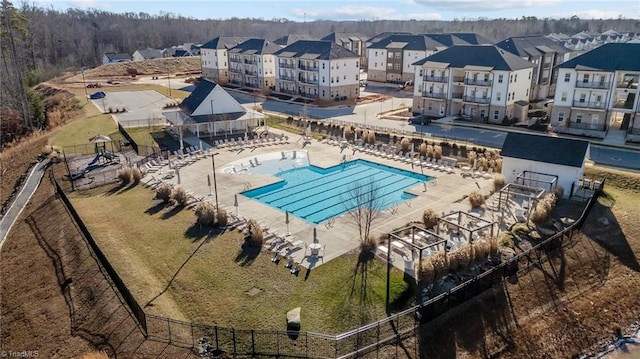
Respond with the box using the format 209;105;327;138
191;323;195;349
251;330;255;357
215;326;219;351
167;318;172;344
232;328;236;355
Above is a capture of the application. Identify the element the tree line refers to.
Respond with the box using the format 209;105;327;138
1;0;639;146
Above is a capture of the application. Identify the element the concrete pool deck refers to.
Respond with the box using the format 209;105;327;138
142;128;496;270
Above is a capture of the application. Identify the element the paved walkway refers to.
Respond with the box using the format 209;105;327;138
0;159;48;248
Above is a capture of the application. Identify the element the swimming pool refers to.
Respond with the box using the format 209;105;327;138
242;159;431;224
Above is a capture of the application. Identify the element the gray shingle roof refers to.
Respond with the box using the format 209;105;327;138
321;32;366;43
273;40;359;60
179;79;218;116
104;52;131;61
368;34;444;51
201;36;247;50
135;48;163;59
496;35;569;58
501;132;589;168
557;43;640;71
413;45;535;71
228;38;281;55
273;34;315;46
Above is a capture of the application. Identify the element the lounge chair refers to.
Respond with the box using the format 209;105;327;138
249;159;256;167
281;151;287;160
254;157;261;165
290;262;301;275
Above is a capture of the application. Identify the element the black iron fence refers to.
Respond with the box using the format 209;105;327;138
51;164;604;357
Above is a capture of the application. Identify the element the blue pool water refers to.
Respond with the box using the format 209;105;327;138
242;159;431;224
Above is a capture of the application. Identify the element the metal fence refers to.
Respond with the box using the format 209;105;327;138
52;174;148;336
51;161;604;358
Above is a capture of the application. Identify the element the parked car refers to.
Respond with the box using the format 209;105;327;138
408;114;433;125
89;91;106;99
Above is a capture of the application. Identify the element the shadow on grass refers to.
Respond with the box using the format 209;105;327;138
581;199;640;272
160;204;184;220
145;200;171;216
234;240;261;267
185;223;218;242
105;182;137;196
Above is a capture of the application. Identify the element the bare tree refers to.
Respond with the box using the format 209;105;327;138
343;178;385;243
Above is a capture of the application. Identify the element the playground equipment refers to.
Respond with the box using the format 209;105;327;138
88;134;120;166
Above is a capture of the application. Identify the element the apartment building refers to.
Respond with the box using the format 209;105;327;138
495;35;572;100
228;39;281;90
550;43;640;140
274;40;360;101
367;34;444;83
321;32;367;67
412;45;535;123
200;36;247;84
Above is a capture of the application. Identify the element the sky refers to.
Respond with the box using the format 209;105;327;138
32;0;639;21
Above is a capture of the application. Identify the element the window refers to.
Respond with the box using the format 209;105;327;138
494;110;500;120
394;52;401;59
336;77;339;83
528;71;531;80
582;74;589;83
322;76;325;83
558;112;565;122
419;69;423;76
596;95;602;103
388;52;393;58
331;77;334;83
387;63;393;69
480;109;486;118
394;63;400;70
427;103;432;110
356;75;359;81
344;75;346;80
564;73;571;82
576;113;583;123
526;88;529;97
579;93;586;102
561;92;567;101
322;63;325;69
514;74;517;81
375;51;378;56
498;74;503;83
509;75;513;83
375;62;378;68
322;90;325;97
496;92;501;101
507;93;511;101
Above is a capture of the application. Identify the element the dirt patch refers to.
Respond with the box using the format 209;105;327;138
0;173;198;358
357;94;391;105
247;287;262;296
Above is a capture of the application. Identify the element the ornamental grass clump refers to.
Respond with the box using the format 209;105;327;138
194;201;216;226
422;208;438;229
173;186;189;207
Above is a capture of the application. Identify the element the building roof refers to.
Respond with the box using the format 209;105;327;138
495;35;569;58
366;32;412;44
173;49;192;57
368;34;444;51
201;36;247;50
179;79;246;117
134;48;163;59
228;38;281;55
413;45;535;71
321;32;366;43
501;132;589;168
273;34;315;46
274;40;359;60
557;43;640;71
104;52;131;61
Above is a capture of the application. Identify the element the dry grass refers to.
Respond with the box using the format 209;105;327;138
67;184;410;333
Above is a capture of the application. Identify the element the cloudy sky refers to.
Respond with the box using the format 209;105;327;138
34;0;639;21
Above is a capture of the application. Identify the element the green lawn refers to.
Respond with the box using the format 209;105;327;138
49;112;123;150
69;184;411;334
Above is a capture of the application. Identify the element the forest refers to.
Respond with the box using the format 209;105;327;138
1;0;639;146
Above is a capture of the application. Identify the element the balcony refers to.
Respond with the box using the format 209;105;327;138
279;72;296;81
575;81;610;89
572;100;606;109
299;64;318;71
612;100;636;110
299;77;318;85
279;88;297;95
453;76;465;83
463;96;490;104
244;70;258;76
567;121;606;131
422;92;447;99
451;92;463;99
244;58;257;65
423;75;448;83
229;57;242;63
616;80;638;89
229;66;242;74
464;78;493;86
279;62;296;69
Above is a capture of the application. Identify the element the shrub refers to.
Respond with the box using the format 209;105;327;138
419;258;436;286
553;186;565;200
422;209;438;229
432;252;449;281
493;174;506;192
355;128;364;140
344;127;354;141
155;183;173;203
433;145;442;160
498;232;515;249
468;191;485;207
419;142;428;157
478;157;488;170
117;166;132;185
360;235;377;252
246;219;263;247
173;186;189;207
472;240;489;262
400;137;410;152
426;145;434;159
107;106;113;113
468;151;477;165
448;249;462;272
131;167;142;184
366;131;376;144
530;207;549;224
194;201;216;226
216;207;228;227
487;236;499;256
81;352;109;359
494;158;503;172
253;104;263;113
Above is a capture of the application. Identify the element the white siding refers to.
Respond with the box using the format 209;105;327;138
501;157;585;195
401;50;428;76
329;58;359;86
507;68;533;105
367;48;387;71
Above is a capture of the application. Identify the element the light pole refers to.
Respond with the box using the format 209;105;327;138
81;67;88;103
167;64;172;97
211;152;220;212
